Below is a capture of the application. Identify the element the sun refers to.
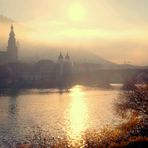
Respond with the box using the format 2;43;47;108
68;3;86;21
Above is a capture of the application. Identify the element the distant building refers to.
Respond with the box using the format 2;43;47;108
56;52;73;87
63;52;73;76
57;52;64;76
0;25;18;63
57;52;72;76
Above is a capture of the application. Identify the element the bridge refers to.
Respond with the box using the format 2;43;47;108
73;68;148;85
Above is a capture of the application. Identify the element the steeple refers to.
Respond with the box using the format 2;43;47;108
7;24;18;62
65;52;70;60
11;24;14;31
58;52;63;60
9;24;15;37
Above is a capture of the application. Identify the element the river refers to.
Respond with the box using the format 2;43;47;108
0;84;123;147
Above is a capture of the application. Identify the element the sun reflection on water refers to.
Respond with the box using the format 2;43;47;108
67;85;88;145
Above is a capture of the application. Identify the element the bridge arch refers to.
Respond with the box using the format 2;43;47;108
109;72;124;84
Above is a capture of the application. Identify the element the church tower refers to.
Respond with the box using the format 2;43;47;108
63;52;72;77
65;52;70;61
58;52;64;76
58;52;64;63
7;24;18;62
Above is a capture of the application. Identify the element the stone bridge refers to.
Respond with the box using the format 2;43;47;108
73;68;148;85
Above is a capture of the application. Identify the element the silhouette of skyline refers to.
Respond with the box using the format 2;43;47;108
0;0;148;65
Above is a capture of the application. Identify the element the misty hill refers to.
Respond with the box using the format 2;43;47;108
21;47;116;67
71;49;115;66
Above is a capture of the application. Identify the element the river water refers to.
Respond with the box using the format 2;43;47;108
0;85;123;147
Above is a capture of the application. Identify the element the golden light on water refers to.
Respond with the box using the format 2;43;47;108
67;85;88;143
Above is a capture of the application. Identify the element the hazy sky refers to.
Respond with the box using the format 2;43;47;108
0;0;148;65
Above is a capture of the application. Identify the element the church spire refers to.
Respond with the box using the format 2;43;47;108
58;52;63;60
7;24;18;62
9;24;15;37
11;24;13;30
65;52;70;60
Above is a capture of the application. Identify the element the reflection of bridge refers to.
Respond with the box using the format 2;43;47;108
73;68;148;85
